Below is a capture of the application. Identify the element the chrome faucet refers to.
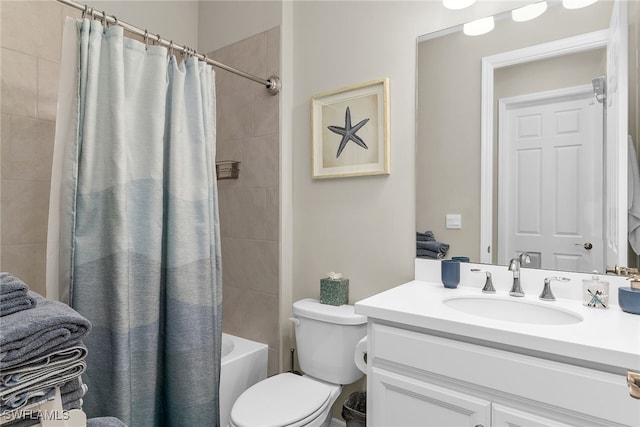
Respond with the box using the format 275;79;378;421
539;276;570;301
508;252;530;297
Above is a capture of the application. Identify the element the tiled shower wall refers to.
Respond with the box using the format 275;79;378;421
208;28;281;377
0;1;79;295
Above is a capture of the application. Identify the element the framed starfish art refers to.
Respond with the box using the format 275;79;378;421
311;78;390;179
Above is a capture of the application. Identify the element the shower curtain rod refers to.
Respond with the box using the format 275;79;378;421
56;0;281;95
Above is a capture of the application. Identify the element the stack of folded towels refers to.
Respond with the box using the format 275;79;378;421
0;272;91;425
416;231;450;259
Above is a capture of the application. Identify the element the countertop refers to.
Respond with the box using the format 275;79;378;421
355;279;640;372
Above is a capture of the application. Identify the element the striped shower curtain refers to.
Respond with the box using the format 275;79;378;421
48;18;222;426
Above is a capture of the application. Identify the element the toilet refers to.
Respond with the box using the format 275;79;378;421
228;298;367;427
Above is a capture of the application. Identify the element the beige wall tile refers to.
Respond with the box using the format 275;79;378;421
1;113;11;179
1;179;50;245
37;58;60;120
0;0;63;62
221;237;253;290
251;240;278;295
0;243;47;295
5;115;55;181
268;347;278;377
242;134;278;189
243;290;279;349
1;48;38;117
253;89;279;137
265;186;278;242
266;27;280;80
230;188;266;240
217;90;253;141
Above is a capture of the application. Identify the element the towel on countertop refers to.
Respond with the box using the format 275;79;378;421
416;231;435;241
0;274;37;317
0;293;91;370
417;248;445;259
417;240;450;253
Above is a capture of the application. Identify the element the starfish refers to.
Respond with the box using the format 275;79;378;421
327;107;370;158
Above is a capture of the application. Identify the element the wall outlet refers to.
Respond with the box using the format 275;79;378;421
446;214;462;229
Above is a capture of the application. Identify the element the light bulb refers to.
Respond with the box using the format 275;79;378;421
512;1;548;22
443;0;476;10
463;16;495;36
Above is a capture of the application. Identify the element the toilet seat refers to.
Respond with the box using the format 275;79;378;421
229;373;333;427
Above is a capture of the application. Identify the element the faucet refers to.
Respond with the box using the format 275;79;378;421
539;276;571;301
508;252;530;297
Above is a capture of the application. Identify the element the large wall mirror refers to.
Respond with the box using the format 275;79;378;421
416;0;639;274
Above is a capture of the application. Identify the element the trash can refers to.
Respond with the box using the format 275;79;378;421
342;391;366;427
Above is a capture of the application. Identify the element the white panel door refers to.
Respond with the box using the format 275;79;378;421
605;0;628;268
499;87;603;273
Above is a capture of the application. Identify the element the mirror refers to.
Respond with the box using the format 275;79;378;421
416;1;638;273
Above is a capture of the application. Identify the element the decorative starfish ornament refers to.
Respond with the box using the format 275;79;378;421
327;107;370;158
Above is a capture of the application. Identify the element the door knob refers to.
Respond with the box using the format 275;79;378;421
575;242;593;250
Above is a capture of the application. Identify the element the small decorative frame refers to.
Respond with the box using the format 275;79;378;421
311;78;390;179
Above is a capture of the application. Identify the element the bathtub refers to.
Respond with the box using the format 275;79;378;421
220;333;268;427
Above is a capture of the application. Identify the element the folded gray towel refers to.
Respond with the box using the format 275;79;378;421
0;273;37;317
61;376;87;411
416;231;435;242
0;293;91;370
1;361;86;412
417;248;444;259
417;240;450;253
1;345;88;388
87;417;128;427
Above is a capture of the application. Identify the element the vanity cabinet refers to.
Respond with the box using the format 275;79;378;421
367;322;639;427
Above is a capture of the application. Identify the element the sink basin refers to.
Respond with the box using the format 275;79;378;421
443;295;583;325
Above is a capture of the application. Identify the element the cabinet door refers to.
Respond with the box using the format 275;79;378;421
370;367;491;427
493;404;577;427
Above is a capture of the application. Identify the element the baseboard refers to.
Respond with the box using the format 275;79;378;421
330;417;346;427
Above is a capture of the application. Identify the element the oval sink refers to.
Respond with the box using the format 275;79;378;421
443;295;583;325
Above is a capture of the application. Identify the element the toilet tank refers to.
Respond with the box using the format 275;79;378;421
292;298;367;385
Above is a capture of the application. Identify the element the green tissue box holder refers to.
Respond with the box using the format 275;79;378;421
320;278;349;306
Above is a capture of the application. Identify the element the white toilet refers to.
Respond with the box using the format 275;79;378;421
228;298;367;427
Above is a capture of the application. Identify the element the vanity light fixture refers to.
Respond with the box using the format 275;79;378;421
562;0;598;9
443;0;476;10
512;1;548;22
463;16;495;36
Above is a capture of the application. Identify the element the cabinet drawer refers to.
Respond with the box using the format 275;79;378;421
370;323;640;426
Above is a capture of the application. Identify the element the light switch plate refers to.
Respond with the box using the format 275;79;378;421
446;214;462;229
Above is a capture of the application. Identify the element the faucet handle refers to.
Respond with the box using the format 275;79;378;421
539;276;570;301
471;269;495;294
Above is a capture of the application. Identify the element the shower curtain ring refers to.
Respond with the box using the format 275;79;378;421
144;30;149;49
90;7;95;20
82;5;88;19
113;16;118;27
101;11;107;26
168;41;174;56
156;34;162;46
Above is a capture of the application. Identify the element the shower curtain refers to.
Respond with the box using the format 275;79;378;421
47;18;222;426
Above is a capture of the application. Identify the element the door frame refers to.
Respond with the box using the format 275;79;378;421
480;29;609;264
497;84;604;270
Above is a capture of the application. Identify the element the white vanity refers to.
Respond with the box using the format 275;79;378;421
355;259;640;427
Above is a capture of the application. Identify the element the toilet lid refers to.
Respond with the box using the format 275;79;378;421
230;373;332;427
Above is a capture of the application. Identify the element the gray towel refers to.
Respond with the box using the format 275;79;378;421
1;345;88;387
417;248;444;259
0;273;37;317
0;293;91;370
416;231;435;242
0;361;86;412
417;240;449;253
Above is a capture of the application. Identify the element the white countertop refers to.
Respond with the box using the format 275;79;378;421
355;279;640;372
